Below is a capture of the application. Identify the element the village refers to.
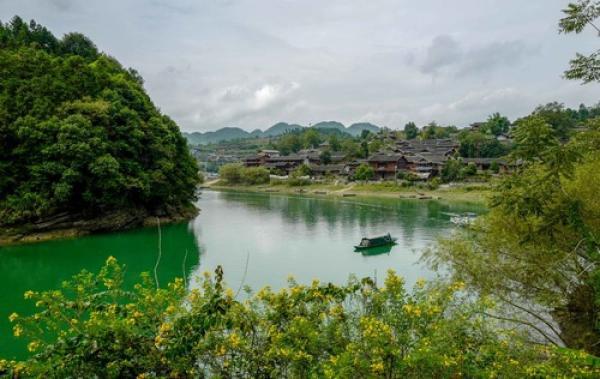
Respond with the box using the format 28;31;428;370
239;133;511;182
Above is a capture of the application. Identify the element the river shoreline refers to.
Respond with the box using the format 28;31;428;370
0;205;199;246
206;181;491;204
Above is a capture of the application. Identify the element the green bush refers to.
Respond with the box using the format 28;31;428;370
461;162;478;177
219;164;269;185
288;166;311;186
219;163;243;184
427;177;441;190
4;259;599;378
241;167;270;185
353;163;374;182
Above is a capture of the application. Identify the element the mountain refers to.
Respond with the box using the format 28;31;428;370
311;121;346;133
183;121;382;145
263;122;304;137
183;127;251;145
347;122;380;136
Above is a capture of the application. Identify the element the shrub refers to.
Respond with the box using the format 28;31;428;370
241;167;270;185
5;259;599;378
427;177;441;190
461;162;478;177
441;159;464;183
353;164;374;182
219;163;243;184
218;165;270;185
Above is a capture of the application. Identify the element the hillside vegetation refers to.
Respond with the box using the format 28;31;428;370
0;17;199;226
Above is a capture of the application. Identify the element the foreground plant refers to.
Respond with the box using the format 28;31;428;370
2;258;598;378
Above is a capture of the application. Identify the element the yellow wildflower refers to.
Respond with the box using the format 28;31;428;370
106;256;117;265
225;288;234;298
371;361;384;373
24;290;35;299
8;313;18;323
229;332;241;348
13;324;23;337
27;341;40;352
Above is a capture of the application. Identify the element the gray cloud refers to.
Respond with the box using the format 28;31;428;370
0;0;598;131
420;35;463;74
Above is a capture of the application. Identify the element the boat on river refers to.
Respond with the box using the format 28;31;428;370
354;233;397;251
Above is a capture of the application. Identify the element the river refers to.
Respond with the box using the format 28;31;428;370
0;190;484;359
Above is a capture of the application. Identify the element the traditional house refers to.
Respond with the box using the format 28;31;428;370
243;149;280;167
310;163;346;177
367;154;409;180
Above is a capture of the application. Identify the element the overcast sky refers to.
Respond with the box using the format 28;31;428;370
2;0;599;132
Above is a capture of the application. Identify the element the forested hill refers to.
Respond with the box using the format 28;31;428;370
0;17;199;227
183;121;381;145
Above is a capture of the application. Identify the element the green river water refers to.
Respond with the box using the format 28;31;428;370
0;190;484;359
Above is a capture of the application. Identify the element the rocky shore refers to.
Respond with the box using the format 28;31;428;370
0;205;198;246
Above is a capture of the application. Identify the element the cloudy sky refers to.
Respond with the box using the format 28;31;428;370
2;0;599;132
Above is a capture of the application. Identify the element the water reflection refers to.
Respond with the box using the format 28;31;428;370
190;190;484;299
0;223;200;360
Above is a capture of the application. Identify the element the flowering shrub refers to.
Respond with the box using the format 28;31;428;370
2;257;599;378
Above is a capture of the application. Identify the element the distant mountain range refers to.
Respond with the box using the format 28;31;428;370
183;121;381;145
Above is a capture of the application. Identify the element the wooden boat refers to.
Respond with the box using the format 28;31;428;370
354;233;397;251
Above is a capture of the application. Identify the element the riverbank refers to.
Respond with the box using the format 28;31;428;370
206;180;491;204
0;205;198;246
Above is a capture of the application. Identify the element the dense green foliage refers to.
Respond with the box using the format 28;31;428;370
482;113;510;136
403;122;418;139
218;164;270;185
458;131;508;158
429;117;600;354
0;17;199;225
4;258;599;378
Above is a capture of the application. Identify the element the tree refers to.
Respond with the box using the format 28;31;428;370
483;113;510;136
511;116;559;162
429;120;600;354
341;140;361;159
421;122;438;140
531;102;577;140
458;131;507;158
328;135;341;151
303;129;321;148
559;1;600;83
353;163;374;182
60;32;99;60
277;133;302;155
319;150;332;164
441;158;463;182
404;122;419;139
368;139;383;154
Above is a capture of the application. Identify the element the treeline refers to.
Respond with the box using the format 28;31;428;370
0;17;199;225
